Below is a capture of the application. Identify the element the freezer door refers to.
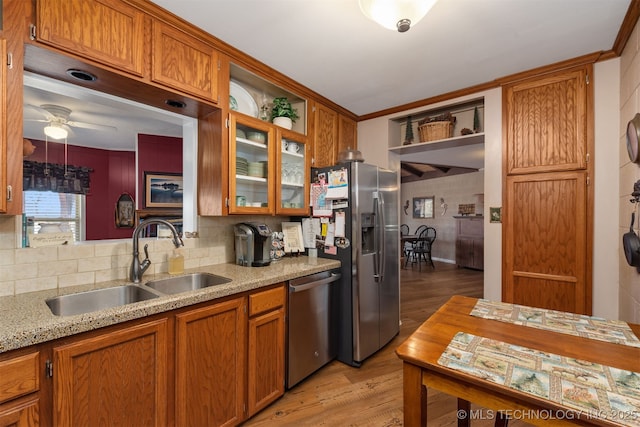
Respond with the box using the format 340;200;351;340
352;162;381;362
378;167;400;346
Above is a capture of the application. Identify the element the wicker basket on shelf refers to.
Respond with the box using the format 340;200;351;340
418;121;454;142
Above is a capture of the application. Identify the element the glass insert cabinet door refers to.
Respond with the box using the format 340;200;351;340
229;113;275;214
276;129;310;215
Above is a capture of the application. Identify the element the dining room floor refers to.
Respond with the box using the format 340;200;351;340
242;261;533;426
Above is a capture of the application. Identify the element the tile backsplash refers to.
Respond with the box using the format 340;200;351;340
0;215;283;297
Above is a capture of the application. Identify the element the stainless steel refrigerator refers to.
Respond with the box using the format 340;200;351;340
311;162;399;367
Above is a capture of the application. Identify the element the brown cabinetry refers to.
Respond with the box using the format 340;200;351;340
175;297;245;427
228;113;310;215
338;114;357;154
0;38;6;214
174;285;285;426
52;319;168;426
502;64;593;314
455;217;484;270
247;286;285;416
36;0;146;76
505;67;588;174
0;351;40;426
311;101;338;168
151;21;219;103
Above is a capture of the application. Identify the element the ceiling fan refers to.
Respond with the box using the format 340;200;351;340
25;103;117;140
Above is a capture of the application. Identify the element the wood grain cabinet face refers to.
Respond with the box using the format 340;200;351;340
338;114;357;154
36;0;145;76
152;21;219;103
52;319;168;427
175;297;246;427
312;102;338;168
504;67;588;174
455;217;484;270
504;171;588;314
0;397;40;427
0;351;40;426
0;38;6;213
247;286;285;416
502;65;593;315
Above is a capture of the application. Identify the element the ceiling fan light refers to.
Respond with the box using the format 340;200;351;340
44;124;68;140
358;0;437;32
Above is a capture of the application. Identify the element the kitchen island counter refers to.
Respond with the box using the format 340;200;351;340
0;256;340;353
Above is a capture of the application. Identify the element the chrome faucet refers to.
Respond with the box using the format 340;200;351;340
130;219;183;283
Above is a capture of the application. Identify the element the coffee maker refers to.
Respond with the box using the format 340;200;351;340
234;222;272;267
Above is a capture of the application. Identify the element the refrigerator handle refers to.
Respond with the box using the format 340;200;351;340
374;191;386;282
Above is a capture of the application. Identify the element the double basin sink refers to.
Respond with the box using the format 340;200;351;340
46;273;232;316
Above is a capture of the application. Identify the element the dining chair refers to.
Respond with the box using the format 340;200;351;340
412;227;436;271
404;225;426;268
400;224;412;259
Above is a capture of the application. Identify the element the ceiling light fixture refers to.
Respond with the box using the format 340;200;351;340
358;0;437;32
43;123;68;140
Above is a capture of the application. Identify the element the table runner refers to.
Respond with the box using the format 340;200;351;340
437;332;640;426
470;299;640;348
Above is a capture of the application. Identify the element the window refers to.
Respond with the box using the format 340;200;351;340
23;191;85;242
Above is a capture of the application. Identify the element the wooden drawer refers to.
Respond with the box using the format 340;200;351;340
0;352;39;404
248;286;285;317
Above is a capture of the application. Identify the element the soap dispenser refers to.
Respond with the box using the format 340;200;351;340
168;248;184;275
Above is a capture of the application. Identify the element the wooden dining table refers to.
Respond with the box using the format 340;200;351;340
395;295;640;427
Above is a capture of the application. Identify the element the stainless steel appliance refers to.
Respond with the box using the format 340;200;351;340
312;162;399;366
287;270;341;388
234;222;272;267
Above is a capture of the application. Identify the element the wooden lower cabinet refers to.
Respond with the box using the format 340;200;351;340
455;216;484;270
175;297;246;427
247;286;285;416
175;284;285;426
0;350;41;426
0;397;40;426
52;319;168;426
0;285;287;427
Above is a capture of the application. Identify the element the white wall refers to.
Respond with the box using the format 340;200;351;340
619;19;640;323
593;59;620;319
358;88;502;300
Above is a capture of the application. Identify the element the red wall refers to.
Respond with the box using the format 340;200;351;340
26;134;182;240
137;134;183;209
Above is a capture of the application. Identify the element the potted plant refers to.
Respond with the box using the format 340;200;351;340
270;97;299;130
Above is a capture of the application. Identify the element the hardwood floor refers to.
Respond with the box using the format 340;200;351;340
243;262;532;426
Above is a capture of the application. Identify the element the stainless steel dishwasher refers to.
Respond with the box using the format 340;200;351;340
287;269;341;388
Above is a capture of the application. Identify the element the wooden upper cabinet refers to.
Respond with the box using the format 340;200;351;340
338;114;357;154
36;0;145;76
151;21;219;103
504;66;589;174
312;101;338;168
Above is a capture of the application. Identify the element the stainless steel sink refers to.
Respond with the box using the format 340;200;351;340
144;272;231;295
46;285;159;316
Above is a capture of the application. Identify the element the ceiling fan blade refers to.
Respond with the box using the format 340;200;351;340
24;118;50;123
25;104;55;120
66;120;117;131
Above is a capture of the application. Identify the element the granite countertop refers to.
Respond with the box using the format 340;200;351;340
0;256;340;354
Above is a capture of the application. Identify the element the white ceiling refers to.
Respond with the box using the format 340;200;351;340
23;0;631;164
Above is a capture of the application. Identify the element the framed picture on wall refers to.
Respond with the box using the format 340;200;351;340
144;172;183;208
413;196;435;219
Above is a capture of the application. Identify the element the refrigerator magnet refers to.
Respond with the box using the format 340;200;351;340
335;237;350;249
